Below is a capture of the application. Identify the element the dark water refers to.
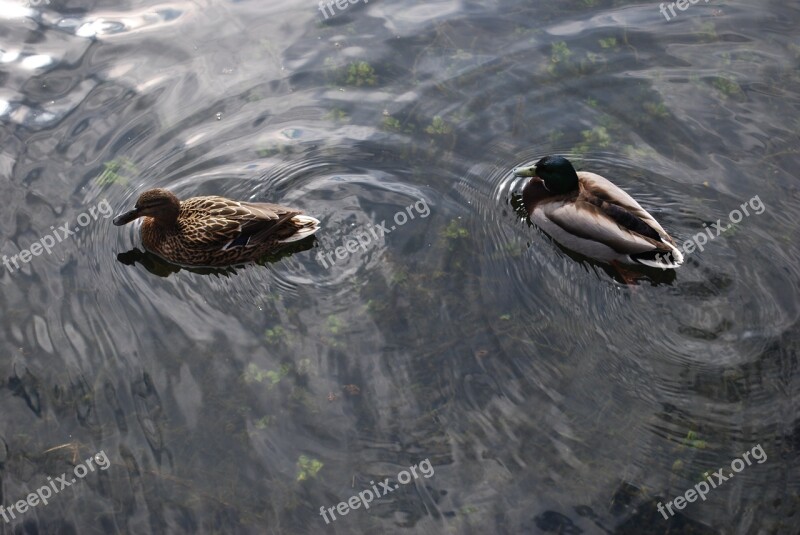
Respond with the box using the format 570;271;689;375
1;0;799;533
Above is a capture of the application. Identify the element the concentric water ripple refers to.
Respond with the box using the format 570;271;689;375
1;0;799;533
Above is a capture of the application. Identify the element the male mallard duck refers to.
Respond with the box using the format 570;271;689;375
514;156;683;269
113;188;320;267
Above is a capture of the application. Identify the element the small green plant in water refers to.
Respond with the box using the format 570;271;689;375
265;326;287;344
327;315;343;335
254;415;272;429
548;130;564;146
574;125;612;155
297;455;323;481
243;362;291;388
443;219;469;240
598;37;617;49
425;116;452;135
460;505;480;515
547;41;573;75
391;269;408;285
366;299;387;313
265;365;290;386
712;77;743;99
644;101;669;118
382;115;405;132
695;21;717;41
682;430;707;450
243;363;267;383
95;157;137;186
623;145;659;161
257;144;293;158
245;89;265;102
345;61;377;86
503;241;525;258
325;108;349;122
552;41;572;62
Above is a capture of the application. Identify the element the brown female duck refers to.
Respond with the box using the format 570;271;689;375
113;188;320;266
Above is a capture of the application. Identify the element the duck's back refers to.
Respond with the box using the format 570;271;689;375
577;172;669;239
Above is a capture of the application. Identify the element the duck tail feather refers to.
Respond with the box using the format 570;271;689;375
280;215;321;243
632;244;684;270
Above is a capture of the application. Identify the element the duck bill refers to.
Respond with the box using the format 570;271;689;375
113;208;140;226
513;165;537;177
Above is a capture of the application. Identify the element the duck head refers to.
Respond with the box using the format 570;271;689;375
113;188;180;226
514;155;579;195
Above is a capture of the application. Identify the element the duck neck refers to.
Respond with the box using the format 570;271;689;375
522;178;553;211
151;204;180;229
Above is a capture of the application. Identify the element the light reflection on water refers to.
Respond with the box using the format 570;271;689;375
0;0;798;532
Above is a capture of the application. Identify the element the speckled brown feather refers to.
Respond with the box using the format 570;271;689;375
133;194;319;266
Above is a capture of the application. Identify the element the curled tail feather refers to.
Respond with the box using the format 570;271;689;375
280;215;320;243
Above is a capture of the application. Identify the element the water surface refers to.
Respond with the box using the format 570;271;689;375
1;0;799;533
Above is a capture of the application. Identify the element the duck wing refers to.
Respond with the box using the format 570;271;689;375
582;195;663;242
537;200;665;255
578;172;672;241
179;197;303;249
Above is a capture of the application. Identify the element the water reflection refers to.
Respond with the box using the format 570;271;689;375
0;0;798;533
116;237;316;278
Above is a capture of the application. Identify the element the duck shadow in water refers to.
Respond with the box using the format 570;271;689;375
509;192;677;286
116;236;317;277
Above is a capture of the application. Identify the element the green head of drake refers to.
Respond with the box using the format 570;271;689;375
514;155;579;195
